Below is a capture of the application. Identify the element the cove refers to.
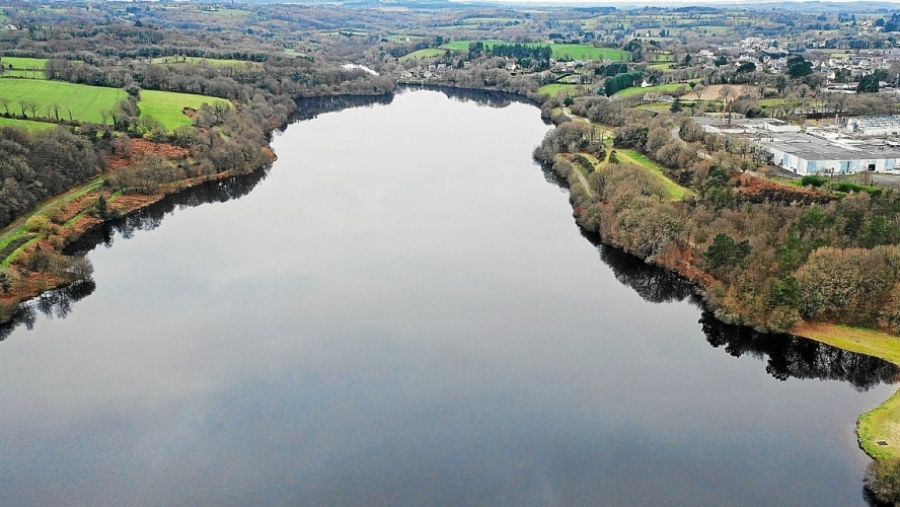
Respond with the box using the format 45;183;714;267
0;89;895;507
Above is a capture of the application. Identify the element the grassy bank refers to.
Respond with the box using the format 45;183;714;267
794;323;900;460
616;149;693;200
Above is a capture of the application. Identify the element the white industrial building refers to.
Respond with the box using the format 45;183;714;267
757;132;900;176
692;115;900;176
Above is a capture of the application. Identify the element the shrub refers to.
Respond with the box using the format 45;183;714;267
801;175;828;187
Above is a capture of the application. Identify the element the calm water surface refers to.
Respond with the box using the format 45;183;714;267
0;89;896;506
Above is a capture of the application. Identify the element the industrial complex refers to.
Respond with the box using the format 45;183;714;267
696;115;900;176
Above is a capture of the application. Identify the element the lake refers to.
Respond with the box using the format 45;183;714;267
0;88;896;506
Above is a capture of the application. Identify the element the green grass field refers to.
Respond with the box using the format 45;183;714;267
551;44;630;61
398;48;446;62
0;69;47;79
537;83;579;97
616;83;690;98
635;102;673;113
0;117;56;132
441;41;630;61
0;80;126;124
442;40;506;51
616;149;692;200
139;89;230;130
1;57;48;70
648;63;673;71
0;80;226;130
795;323;900;460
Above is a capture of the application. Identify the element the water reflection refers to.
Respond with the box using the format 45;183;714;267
0;171;272;341
292;93;395;122
412;85;533;109
66;169;270;254
0;279;95;341
588;235;900;391
701;313;899;391
591;237;697;305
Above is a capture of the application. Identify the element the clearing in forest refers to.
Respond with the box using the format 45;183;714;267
139;89;231;130
616;149;693;200
399;48;446;62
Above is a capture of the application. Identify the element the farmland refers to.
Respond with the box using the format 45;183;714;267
616;82;691;98
1;57;48;70
439;41;630;61
537;83;579;97
0;80;227;130
0;117;56;132
398;48;446;62
0;80;126;123
139;89;230;130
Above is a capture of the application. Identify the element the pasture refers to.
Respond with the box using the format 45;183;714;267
441;40;629;61
0;117;56;132
1;57;48;70
550;44;630;62
616;82;690;98
537;83;579;97
399;48;446;62
0;80;126;124
0;80;227;130
139;89;230;130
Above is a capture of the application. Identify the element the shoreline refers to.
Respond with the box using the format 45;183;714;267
542;118;900;461
3;86;899;462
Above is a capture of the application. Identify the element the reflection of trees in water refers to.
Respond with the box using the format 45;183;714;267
290;94;395;123
66;169;269;254
585;232;899;390
290;87;534;126
701;312;899;392
0;279;96;342
587;234;696;304
0;170;270;344
411;85;523;109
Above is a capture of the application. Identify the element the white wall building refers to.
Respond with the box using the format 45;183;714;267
758;132;900;176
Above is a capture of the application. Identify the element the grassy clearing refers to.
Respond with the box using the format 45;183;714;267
616;149;692;200
151;56;256;67
398;48;446;62
648;63;673;71
0;80;126;124
139;89;230;130
768;175;803;188
1;57;48;70
0;117;56;132
794;323;900;460
199;7;252;17
538;83;579;97
635;102;672;113
616;82;690;98
550;44;630;61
